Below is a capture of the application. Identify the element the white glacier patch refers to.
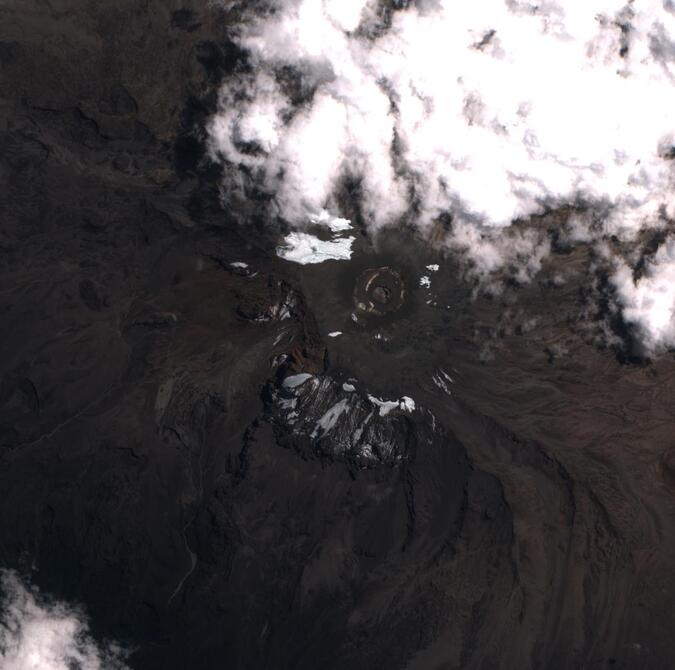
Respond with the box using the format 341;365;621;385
277;232;355;265
368;394;416;417
283;373;314;389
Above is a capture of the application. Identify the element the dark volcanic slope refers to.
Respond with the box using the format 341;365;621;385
2;2;675;669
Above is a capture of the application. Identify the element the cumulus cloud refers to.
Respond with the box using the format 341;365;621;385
0;570;129;670
613;235;675;355
208;0;675;353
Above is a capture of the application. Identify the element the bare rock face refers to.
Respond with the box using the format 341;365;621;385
267;371;420;466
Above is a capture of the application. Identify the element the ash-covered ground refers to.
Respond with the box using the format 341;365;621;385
3;1;675;669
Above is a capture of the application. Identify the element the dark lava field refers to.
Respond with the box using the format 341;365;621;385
2;1;675;669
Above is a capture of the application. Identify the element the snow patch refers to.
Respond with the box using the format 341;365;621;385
283;373;314;389
312;398;350;437
277;232;355;265
432;368;455;396
368;394;416;417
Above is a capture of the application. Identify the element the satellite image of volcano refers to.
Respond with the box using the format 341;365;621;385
4;1;675;668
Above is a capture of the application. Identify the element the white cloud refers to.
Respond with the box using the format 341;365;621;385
311;210;352;232
0;571;129;670
209;0;675;353
613;235;675;354
323;0;373;33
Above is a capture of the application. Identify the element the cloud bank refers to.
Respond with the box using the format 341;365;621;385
613;236;675;353
208;0;675;354
0;571;128;670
